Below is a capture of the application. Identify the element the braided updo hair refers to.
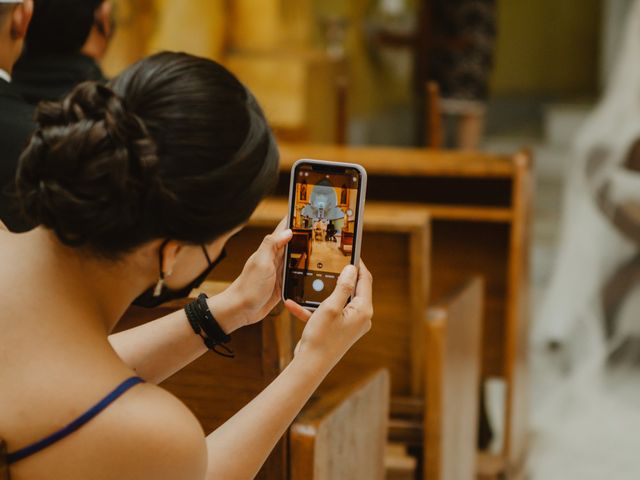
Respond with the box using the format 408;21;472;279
16;51;279;258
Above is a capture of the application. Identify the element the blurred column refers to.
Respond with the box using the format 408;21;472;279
101;0;157;77
147;0;228;60
601;0;636;87
281;0;314;48
230;0;314;52
230;0;281;52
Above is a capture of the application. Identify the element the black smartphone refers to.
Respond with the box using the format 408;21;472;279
282;159;368;310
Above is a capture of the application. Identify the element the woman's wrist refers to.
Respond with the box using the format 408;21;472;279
292;347;337;379
206;290;247;334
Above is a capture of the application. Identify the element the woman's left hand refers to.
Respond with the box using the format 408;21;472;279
225;218;292;327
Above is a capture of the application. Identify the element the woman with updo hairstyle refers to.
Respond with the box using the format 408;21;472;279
0;52;373;480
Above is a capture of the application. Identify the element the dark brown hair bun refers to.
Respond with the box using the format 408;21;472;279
16;52;279;257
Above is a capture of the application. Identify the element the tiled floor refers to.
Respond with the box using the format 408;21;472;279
486;137;640;479
308;238;350;273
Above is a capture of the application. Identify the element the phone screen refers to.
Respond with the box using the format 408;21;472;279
284;162;364;307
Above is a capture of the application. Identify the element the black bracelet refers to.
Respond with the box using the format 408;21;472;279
185;294;234;358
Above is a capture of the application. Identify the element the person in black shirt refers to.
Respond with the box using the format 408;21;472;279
0;0;35;231
13;0;113;104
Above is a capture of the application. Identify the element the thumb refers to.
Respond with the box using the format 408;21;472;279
258;228;292;256
274;228;293;249
320;264;357;313
284;299;312;322
271;217;292;249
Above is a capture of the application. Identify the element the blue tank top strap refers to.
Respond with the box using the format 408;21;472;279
7;376;144;465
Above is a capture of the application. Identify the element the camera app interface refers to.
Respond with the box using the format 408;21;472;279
285;164;362;305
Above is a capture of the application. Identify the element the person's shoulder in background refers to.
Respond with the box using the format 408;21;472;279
0;80;36;233
13;52;107;106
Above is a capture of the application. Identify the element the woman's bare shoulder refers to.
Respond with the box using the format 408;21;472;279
89;382;208;480
11;381;208;480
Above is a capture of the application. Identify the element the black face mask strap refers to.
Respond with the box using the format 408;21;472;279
201;245;213;265
154;239;171;297
203;246;227;271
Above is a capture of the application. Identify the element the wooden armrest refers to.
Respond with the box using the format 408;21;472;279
424;277;484;480
391;396;423;419
388;417;423;447
389;397;423;446
476;452;508;479
290;369;390;480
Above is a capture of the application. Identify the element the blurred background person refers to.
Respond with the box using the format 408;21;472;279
535;0;640;364
12;0;113;104
0;0;33;232
429;0;497;149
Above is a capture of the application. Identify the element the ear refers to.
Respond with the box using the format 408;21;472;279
95;0;113;38
10;0;33;40
160;240;182;277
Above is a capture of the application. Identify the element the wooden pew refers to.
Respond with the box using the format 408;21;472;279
424;278;484;480
274;143;532;476
385;278;484;480
214;200;484;480
115;282;389;480
294;369;390;480
425;82;444;149
291;370;390;480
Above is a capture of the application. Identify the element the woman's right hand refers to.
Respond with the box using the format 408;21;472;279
284;261;373;371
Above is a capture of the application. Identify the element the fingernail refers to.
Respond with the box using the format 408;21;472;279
342;265;357;280
280;229;292;239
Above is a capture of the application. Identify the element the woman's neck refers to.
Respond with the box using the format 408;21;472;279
23;228;153;334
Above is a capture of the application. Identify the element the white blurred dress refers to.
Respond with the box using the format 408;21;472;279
534;0;640;362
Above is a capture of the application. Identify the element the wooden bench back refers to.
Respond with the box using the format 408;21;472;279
291;370;390;480
425;277;483;480
213;200;431;398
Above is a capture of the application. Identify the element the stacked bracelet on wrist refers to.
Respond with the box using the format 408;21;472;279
185;293;235;358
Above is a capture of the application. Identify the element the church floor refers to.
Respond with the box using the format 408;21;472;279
308;237;350;273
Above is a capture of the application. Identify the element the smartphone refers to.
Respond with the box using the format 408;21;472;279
282;159;367;310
